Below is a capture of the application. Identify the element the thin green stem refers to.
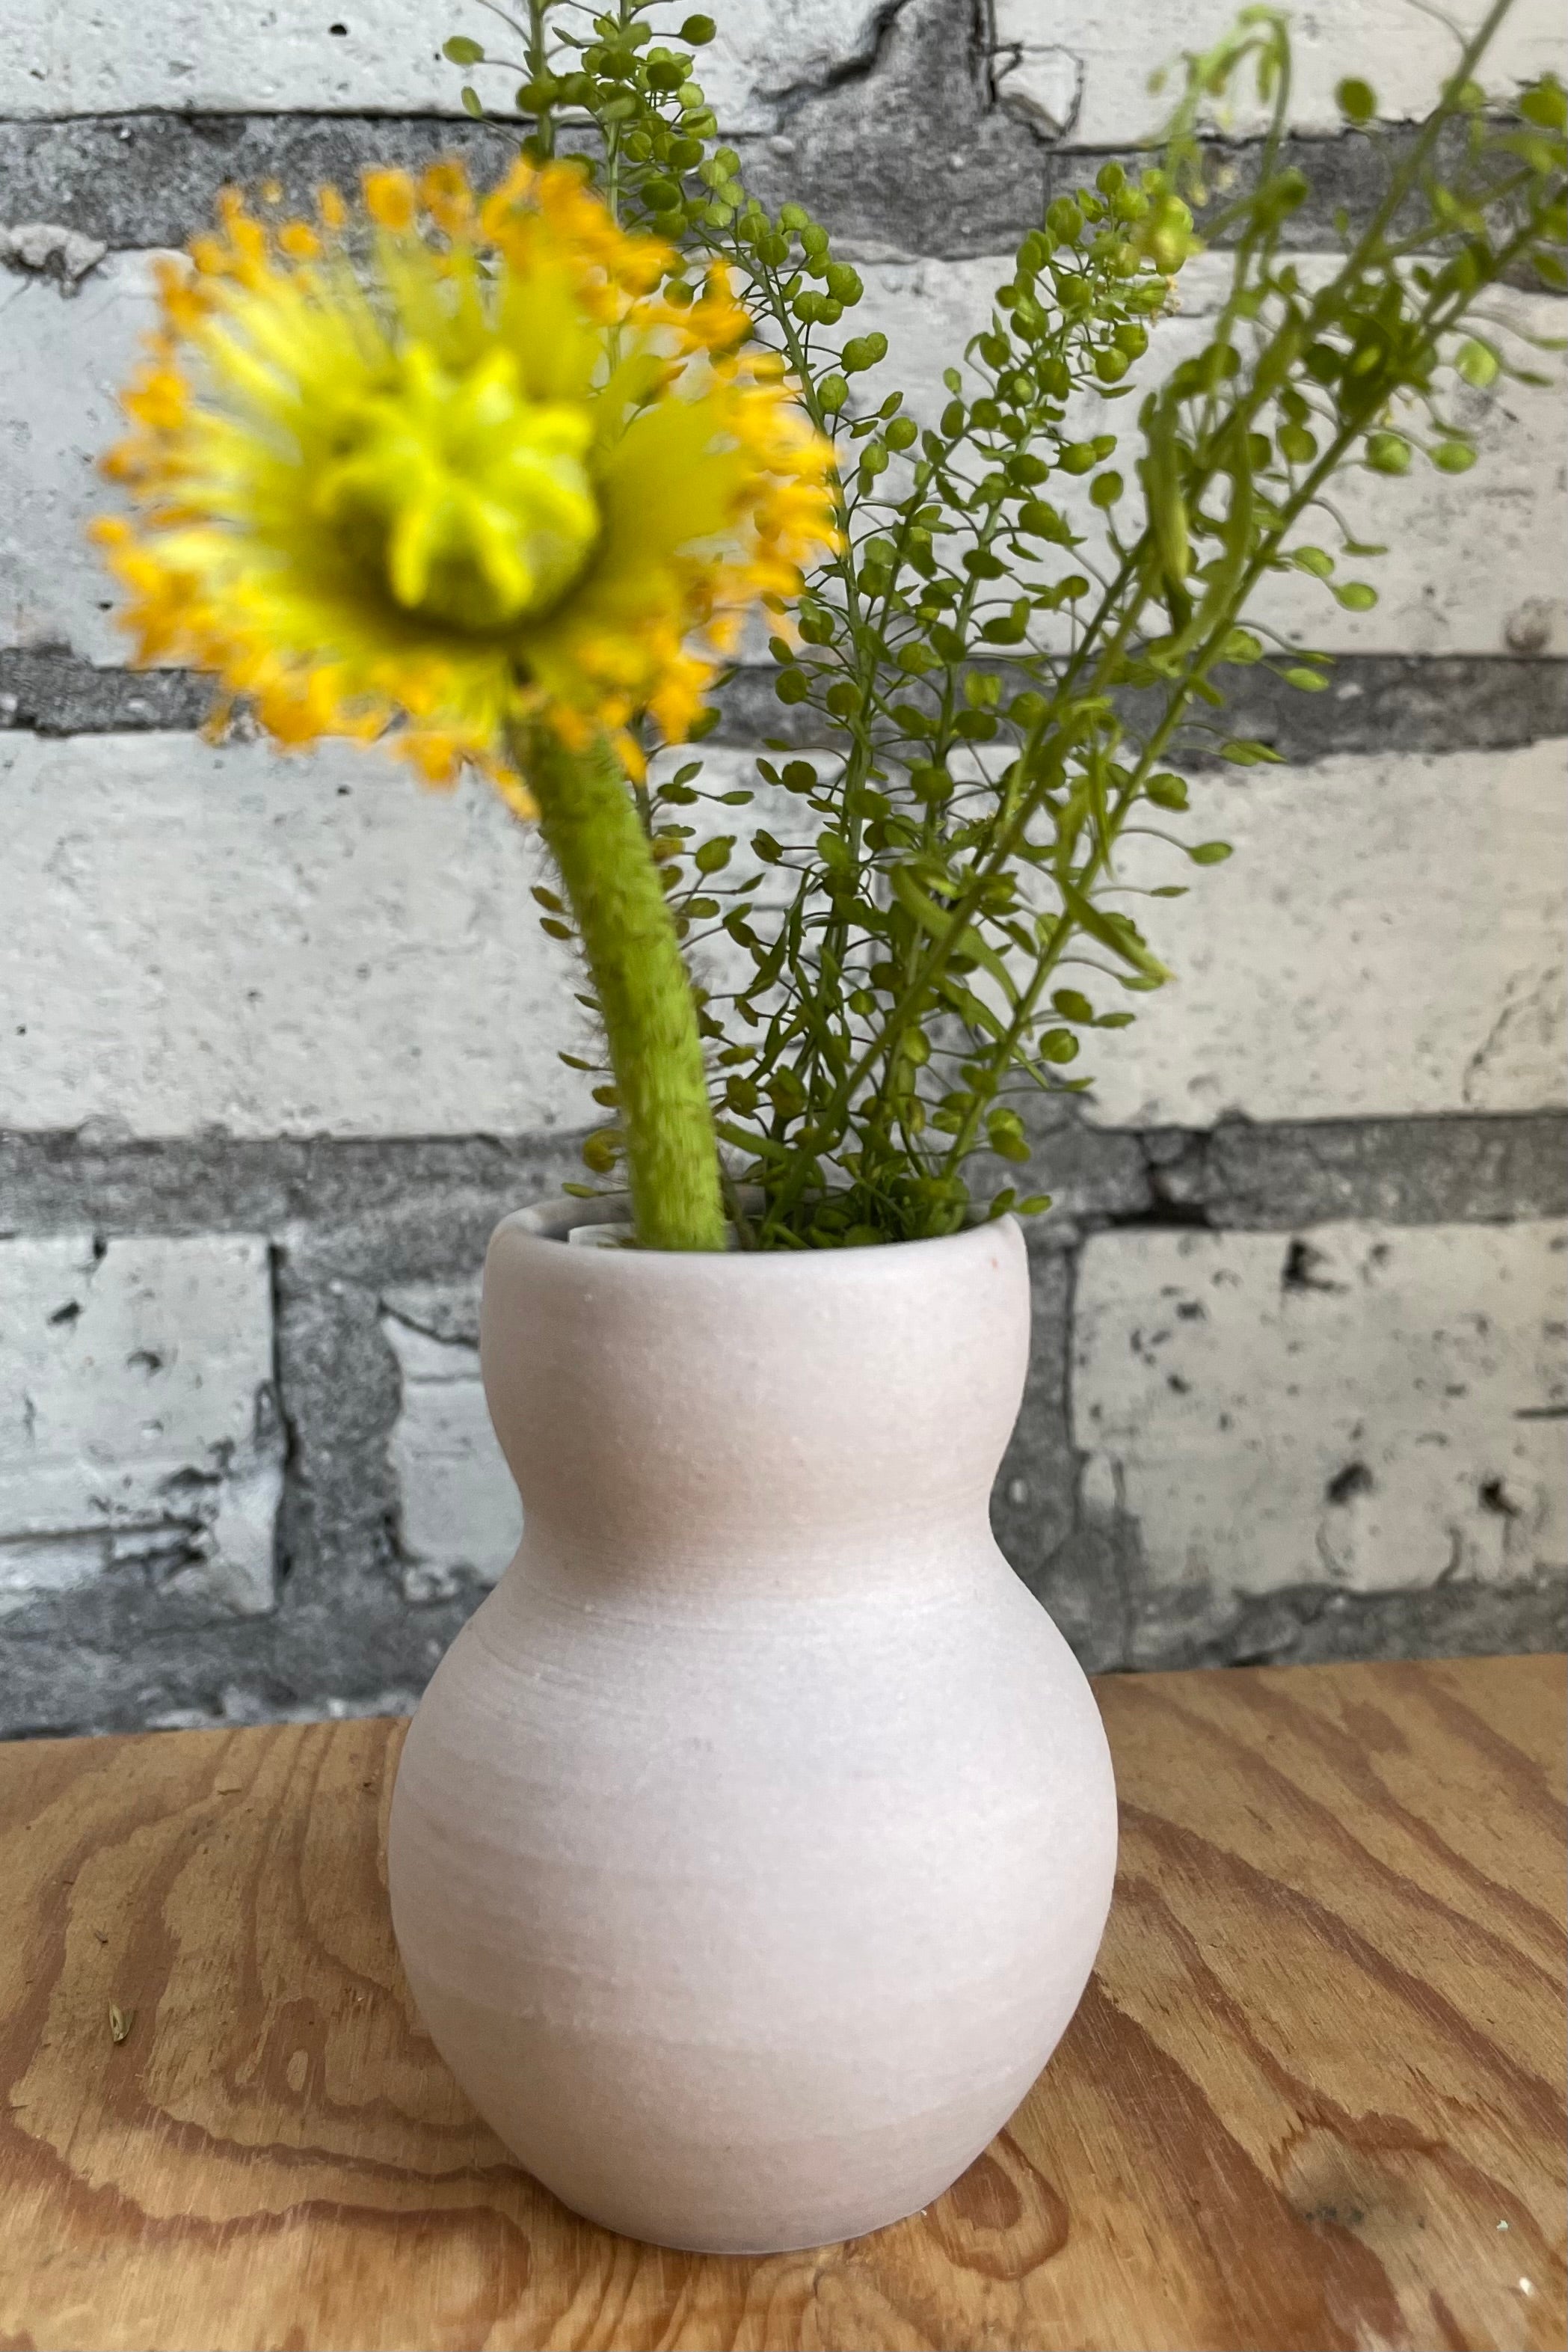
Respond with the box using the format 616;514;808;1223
525;0;556;155
515;726;726;1250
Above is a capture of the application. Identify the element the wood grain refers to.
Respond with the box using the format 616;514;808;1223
0;1654;1561;2352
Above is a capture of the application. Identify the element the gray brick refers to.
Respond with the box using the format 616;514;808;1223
0;1129;587;1240
0;114;523;255
991;1244;1078;1579
10;652;1567;759
0;649;214;734
1196;1114;1568;1229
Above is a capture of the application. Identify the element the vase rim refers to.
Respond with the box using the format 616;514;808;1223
494;1191;1021;1268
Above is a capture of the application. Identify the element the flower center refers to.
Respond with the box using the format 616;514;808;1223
317;344;599;633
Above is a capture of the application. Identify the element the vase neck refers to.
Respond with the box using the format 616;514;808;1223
478;1209;1033;1606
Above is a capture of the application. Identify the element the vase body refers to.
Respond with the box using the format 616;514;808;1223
387;1200;1117;2254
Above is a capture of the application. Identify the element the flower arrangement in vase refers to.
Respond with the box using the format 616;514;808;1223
96;0;1564;2252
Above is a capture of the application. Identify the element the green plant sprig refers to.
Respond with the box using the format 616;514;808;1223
446;0;1564;1247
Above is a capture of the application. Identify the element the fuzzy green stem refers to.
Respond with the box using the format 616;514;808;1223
520;728;726;1251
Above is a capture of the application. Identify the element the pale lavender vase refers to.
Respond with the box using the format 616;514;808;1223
387;1199;1117;2253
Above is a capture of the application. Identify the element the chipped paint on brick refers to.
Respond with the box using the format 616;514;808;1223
0;1233;282;1618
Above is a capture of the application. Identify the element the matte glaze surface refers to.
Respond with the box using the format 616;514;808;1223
387;1204;1118;2253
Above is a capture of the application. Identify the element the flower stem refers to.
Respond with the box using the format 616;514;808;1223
517;726;727;1251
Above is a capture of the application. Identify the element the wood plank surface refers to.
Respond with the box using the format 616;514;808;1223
0;1653;1562;2352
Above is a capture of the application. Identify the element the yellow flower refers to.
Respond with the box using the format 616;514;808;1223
96;159;838;805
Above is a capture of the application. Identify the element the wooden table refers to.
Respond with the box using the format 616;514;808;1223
1;1654;1562;2352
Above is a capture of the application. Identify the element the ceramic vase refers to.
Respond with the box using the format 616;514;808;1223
386;1197;1117;2254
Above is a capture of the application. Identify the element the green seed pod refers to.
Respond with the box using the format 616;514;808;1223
582;1130;622;1174
1366;431;1411;473
1143;192;1195;274
1456;339;1499;387
909;763;953;802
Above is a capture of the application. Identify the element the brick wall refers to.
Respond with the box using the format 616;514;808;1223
1;0;1564;1735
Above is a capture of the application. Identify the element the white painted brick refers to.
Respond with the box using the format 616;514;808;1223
0;0;889;131
0;1233;282;1616
1;254;163;665
993;0;1567;147
0;728;595;1140
6;0;1555;138
1077;738;1566;1129
381;1281;519;1602
3;724;1555;1141
12;254;1558;667
1073;1220;1567;1606
677;742;1565;1132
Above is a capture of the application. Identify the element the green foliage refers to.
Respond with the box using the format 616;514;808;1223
447;0;1566;1247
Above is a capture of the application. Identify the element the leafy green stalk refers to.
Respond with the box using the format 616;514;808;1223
452;0;1565;1249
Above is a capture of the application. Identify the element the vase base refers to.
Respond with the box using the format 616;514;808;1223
547;2179;954;2259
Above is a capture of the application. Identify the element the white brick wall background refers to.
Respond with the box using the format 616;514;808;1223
4;0;1560;134
9;254;1566;663
381;1283;520;1603
0;731;590;1138
0;0;896;133
0;1234;282;1618
1074;1223;1567;1605
0;0;1564;1731
1080;740;1566;1129
2;733;1560;1139
849;257;1568;658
